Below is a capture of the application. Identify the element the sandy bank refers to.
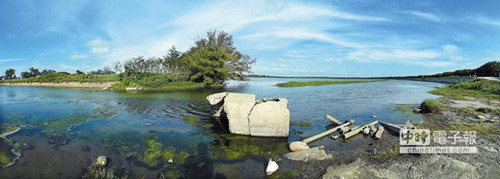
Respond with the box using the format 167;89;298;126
0;82;117;89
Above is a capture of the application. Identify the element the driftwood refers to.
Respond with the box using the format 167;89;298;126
374;126;384;140
340;126;351;134
325;115;342;125
343;121;378;139
303;121;354;143
289;120;354;152
379;122;403;134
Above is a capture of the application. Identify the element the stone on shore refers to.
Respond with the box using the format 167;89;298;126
283;146;332;162
248;98;290;137
289;141;310;152
265;159;279;176
206;92;228;105
477;115;486;120
96;156;107;167
223;93;256;135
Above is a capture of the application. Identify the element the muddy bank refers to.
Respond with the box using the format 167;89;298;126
271;97;500;179
0;82;117;89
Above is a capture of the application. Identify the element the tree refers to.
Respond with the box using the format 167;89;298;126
75;70;84;74
21;71;32;78
41;69;56;76
181;30;256;85
5;68;16;80
29;67;41;77
475;61;500;77
113;62;123;73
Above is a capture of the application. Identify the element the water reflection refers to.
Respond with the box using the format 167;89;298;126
0;78;444;178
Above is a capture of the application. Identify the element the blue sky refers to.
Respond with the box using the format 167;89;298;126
1;0;499;77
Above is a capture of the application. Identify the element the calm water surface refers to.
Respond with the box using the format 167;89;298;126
0;78;444;178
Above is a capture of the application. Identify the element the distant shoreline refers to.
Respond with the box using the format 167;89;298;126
0;82;117;90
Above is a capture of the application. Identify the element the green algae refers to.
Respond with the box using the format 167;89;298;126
208;134;289;161
182;116;201;126
138;135;164;167
102;131;141;154
392;104;419;117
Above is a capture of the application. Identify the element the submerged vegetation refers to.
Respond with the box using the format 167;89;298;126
138;135;192;168
430;79;500;100
276;80;386;87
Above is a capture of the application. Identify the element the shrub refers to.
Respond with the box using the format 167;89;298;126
420;99;445;113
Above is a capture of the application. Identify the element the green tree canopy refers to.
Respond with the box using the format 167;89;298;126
182;30;256;85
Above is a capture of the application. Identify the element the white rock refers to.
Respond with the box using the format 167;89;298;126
96;156;107;166
206;92;228;105
168;159;173;164
266;159;279;176
477;115;486;120
248;98;290;137
362;127;370;135
371;115;377;118
223;93;255;135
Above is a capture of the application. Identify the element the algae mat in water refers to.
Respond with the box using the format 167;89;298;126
275;80;386;87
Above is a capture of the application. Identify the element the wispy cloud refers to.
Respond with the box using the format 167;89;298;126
405;11;442;22
476;16;500;27
346;49;451;67
0;58;22;63
88;38;109;54
70;54;89;60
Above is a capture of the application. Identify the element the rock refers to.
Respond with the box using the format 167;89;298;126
283;146;332;162
371;115;377;118
125;87;139;91
167;159;173;164
248;98;290;137
223;93;256;135
369;125;377;134
96;156;107;167
413;108;422;113
207;93;227;117
146;122;152;126
289;141;310;152
484;119;497;123
477;115;486;120
266;159;279;176
362;127;370;135
206;92;228;105
209;102;224;117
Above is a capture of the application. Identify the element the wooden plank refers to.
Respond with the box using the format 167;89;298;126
325;114;342;125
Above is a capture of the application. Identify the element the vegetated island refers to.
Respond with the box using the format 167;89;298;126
275;80;387;87
0;30;255;91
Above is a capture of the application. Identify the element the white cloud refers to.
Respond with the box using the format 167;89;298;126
0;58;22;63
241;28;365;48
87;38;109;54
346;49;451;67
442;44;463;61
70;54;89;60
442;44;458;52
476;16;500;27
405;11;442;22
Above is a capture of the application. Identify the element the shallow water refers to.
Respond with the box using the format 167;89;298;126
0;78;444;178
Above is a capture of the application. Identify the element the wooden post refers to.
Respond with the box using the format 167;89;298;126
302;120;354;144
374;126;384;140
343;121;378;139
325;114;342;125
